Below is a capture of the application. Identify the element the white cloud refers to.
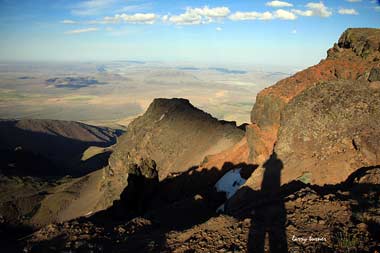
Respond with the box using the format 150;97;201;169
216;27;222;31
338;8;359;15
162;15;169;22
292;9;313;16
292;2;332;18
274;9;297;20
375;6;380;12
191;6;230;17
168;11;203;25
65;27;99;34
119;3;153;13
167;6;230;25
61;19;77;24
305;2;332;17
229;9;296;21
229;11;274;20
346;0;361;2
71;0;116;16
266;1;293;7
291;29;297;34
102;13;157;24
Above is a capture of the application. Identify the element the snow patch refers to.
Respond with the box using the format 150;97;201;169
214;168;246;212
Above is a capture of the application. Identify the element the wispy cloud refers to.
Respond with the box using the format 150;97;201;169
346;0;361;2
266;1;293;8
101;13;157;24
65;27;99;34
119;3;153;13
338;8;359;15
167;6;230;25
71;0;116;16
216;27;222;31
61;19;77;24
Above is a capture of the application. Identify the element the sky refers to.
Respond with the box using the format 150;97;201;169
0;0;379;67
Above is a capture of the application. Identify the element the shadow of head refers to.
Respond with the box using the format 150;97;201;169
261;152;284;194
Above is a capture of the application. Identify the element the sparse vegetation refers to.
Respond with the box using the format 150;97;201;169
333;229;361;252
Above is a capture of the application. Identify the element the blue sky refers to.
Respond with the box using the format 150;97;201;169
0;0;379;67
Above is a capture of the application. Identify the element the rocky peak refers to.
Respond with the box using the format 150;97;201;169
146;98;194;116
327;28;380;60
110;98;245;180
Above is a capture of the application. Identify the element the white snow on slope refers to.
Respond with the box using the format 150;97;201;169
214;168;246;212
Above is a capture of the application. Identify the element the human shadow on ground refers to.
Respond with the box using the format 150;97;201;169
248;152;288;253
226;152;288;253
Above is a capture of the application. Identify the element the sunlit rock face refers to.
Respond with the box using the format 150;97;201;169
247;28;380;166
228;28;380;211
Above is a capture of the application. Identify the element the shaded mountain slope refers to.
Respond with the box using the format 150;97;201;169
0;119;120;176
0;119;122;227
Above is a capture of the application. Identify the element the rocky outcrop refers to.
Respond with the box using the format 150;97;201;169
248;28;380;165
110;98;245;180
227;28;380;212
244;80;380;190
275;80;380;185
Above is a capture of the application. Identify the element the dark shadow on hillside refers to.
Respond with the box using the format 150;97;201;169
22;161;380;253
339;165;380;249
0;223;34;253
1;159;254;253
80;161;257;252
0;120;121;178
92;161;257;223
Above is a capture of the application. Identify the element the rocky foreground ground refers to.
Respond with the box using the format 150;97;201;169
17;166;379;253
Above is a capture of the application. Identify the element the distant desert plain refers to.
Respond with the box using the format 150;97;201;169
0;61;294;128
